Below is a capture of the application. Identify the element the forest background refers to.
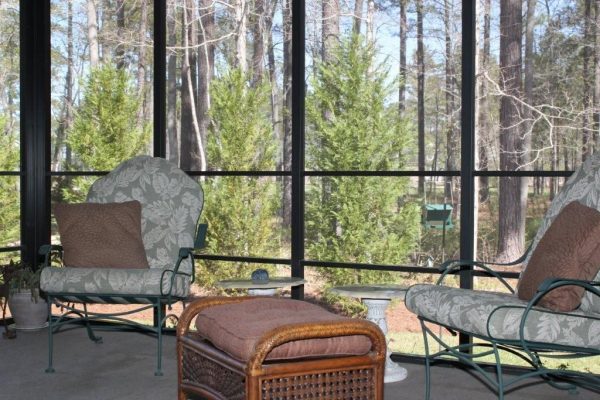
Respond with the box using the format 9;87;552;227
0;0;597;290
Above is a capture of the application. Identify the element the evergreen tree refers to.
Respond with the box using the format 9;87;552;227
0;117;19;248
306;36;420;285
64;64;151;201
197;69;280;287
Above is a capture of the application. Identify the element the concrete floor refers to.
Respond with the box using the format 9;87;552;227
0;327;598;400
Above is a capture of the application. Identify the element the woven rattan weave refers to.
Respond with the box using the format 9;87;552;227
177;297;386;400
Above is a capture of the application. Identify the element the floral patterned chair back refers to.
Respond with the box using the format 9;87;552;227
86;156;204;276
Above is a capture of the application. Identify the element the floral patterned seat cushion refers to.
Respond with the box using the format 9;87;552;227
405;284;600;350
42;156;203;298
40;266;189;299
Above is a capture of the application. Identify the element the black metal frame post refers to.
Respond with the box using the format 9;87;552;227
20;0;51;268
154;0;167;325
154;0;166;158
459;0;477;345
291;0;306;300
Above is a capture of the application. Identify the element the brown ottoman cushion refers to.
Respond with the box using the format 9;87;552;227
194;298;373;362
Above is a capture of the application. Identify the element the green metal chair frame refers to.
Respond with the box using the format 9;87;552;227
408;152;600;399
39;156;206;376
39;227;205;376
414;255;600;400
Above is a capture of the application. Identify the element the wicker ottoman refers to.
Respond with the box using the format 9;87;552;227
177;296;386;400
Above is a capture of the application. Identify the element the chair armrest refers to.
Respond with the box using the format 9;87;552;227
38;245;64;268
437;259;516;293
194;223;208;250
534;277;600;300
512;278;600;352
248;319;386;372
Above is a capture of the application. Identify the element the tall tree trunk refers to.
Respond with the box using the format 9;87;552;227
398;0;407;114
444;0;458;204
115;0;125;69
322;0;339;63
365;0;375;44
281;0;293;228
235;0;248;72
417;0;425;196
266;0;280;139
519;0;535;252
251;0;266;84
352;0;363;36
136;0;149;128
87;0;99;68
53;0;74;171
550;127;558;200
180;0;206;171
497;0;525;262
198;0;215;168
583;0;593;160
478;0;491;203
321;0;340;238
167;0;179;164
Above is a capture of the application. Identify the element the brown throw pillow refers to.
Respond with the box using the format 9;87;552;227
517;201;600;311
54;201;149;269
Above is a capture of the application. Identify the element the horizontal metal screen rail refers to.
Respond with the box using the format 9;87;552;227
194;254;290;265
48;171;108;176
193;254;521;279
0;246;21;252
47;170;574;178
475;170;574;177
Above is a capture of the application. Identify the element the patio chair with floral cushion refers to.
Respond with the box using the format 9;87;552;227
406;152;600;399
39;155;206;376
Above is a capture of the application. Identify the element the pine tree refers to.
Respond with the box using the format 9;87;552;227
197;69;280;287
0;117;19;248
306;36;420;286
64;64;151;201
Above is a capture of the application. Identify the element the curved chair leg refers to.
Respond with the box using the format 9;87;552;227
155;301;163;376
492;343;504;400
83;304;102;343
46;296;55;373
420;318;432;400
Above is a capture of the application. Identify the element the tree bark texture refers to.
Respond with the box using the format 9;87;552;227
87;0;99;68
321;0;339;63
366;0;375;44
251;0;266;84
417;0;425;196
321;0;340;240
197;0;215;167
235;0;248;72
398;0;407;114
477;0;491;203
497;0;525;262
281;0;293;227
136;0;149;128
352;0;363;36
583;0;593;160
180;0;206;171
167;0;179;164
53;0;74;171
444;0;458;203
115;0;125;69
